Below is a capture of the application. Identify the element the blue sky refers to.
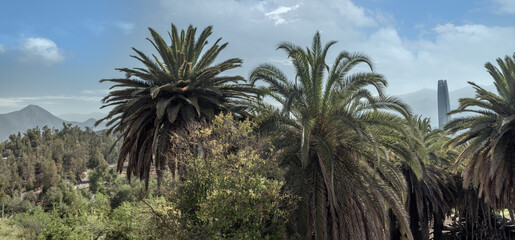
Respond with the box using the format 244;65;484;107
1;0;515;117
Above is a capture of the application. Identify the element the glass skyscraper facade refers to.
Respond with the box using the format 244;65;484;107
437;80;450;128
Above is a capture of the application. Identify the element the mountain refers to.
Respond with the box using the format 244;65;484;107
58;112;106;122
396;88;438;123
0;83;497;140
0;105;105;141
396;84;496;127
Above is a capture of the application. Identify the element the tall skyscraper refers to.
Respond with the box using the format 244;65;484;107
437;80;450;128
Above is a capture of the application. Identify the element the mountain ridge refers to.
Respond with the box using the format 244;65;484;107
0;83;497;140
0;105;106;141
58;112;106;122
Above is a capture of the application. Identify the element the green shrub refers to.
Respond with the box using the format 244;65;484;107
155;114;296;239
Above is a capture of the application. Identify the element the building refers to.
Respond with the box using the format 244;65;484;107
437;80;450;128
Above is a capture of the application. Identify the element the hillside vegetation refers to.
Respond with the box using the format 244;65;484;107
0;24;514;240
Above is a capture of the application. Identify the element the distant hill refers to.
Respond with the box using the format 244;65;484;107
396;88;438;123
0;105;106;141
396;84;496;127
58;112;106;122
0;84;497;140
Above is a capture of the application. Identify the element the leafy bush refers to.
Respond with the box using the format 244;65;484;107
152;114;296;239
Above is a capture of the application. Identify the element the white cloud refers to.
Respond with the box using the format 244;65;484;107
81;89;110;95
329;0;376;27
2;0;513;118
265;4;300;25
268;57;292;66
152;0;515;96
354;24;515;94
0;44;5;54
260;0;376;27
114;21;135;34
19;37;65;65
492;0;515;14
0;98;24;107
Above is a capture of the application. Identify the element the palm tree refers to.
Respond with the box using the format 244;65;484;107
97;24;258;187
444;53;515;210
392;117;457;240
250;32;413;240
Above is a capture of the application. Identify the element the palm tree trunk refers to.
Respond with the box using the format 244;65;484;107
389;209;401;240
421;216;430;240
408;184;423;240
297;169;312;239
156;121;172;192
404;169;424;240
434;212;444;240
316;153;339;240
156;167;162;191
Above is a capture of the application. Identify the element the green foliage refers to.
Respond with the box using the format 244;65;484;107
250;32;412;240
107;201;157;240
87;149;107;171
1;97;284;239
4;190;36;215
39;210;93;240
88;170;105;194
12;206;51;239
386;116;458;240
147;113;295;239
445;53;515;210
109;184;135;210
38;160;59;191
0;218;25;240
3;24;515;240
0;125;119;199
91;192;111;217
41;181;89;216
98;24;259;188
108;177;154;209
0;182;112;240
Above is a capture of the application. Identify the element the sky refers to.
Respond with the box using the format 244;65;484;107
1;0;515;117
